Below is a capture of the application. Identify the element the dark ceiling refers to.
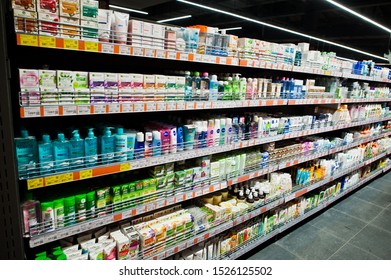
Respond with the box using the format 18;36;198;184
107;0;391;62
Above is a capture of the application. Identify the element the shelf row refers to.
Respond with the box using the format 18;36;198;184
16;34;391;85
19;98;391;118
221;166;385;259
28;131;391;248
25;116;391;189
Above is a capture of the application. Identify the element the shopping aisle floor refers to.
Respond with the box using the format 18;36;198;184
243;171;391;260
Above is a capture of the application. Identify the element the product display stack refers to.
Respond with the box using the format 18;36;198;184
0;0;390;261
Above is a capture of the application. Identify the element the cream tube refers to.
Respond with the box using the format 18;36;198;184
98;9;112;42
113;11;129;44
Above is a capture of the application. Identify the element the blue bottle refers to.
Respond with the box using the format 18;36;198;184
85;128;98;167
114;128;127;162
209;75;219;101
134;132;145;159
38;134;53;175
232;117;240;142
177;126;184;152
53;133;70;172
192;72;201;100
152;131;162;157
15;129;38;177
69;130;84;169
100;127;115;164
184;71;193;101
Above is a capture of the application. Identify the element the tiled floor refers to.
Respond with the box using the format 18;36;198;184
244;171;391;260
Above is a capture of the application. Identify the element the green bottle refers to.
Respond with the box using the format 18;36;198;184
75;194;87;222
86;191;96;220
64;196;76;226
53;199;64;228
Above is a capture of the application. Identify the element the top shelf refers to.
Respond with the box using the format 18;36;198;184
16;34;391;84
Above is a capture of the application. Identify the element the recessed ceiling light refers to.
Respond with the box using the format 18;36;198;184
109;4;149;15
157;15;192;23
177;0;388;61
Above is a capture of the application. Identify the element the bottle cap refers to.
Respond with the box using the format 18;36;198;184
208;119;215;127
247;193;254;203
226;118;232;125
21;129;29;138
42;134;50;143
203;72;209;77
58;133;65;141
145;132;153;141
238;190;245;200
211;75;217;81
253;192;259;201
218;81;224;85
72;130;80;140
220;118;226;126
194;72;200;77
152;130;161;140
214;119;220;126
185;71;191;76
227;77;233;81
116;128;124;135
87;128;95;138
137;132;144;142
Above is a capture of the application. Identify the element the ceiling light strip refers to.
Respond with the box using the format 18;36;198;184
177;0;388;61
157;15;192;23
109;4;149;15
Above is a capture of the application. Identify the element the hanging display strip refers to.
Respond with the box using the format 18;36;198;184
19;99;287;118
28;146;389;248
25;116;391;189
16;34;391;84
224;167;385;260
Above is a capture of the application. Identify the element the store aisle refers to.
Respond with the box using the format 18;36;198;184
243;172;391;260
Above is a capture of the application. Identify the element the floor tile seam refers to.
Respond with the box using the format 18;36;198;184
274;243;303;260
351;196;388;209
366;185;391;195
345;242;385;260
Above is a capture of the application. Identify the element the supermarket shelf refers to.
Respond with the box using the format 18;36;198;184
16;34;391;85
19;98;391;118
19;99;287;118
25;116;391;189
224;167;385;260
28;131;391;247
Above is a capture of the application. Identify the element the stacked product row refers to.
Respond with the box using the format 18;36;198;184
19;68;391;106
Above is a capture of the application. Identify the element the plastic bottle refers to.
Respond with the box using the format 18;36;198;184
70;130;84;168
246;78;253;100
240;77;247;100
100;127;115;164
152;130;162;157
239;116;246;140
145;132;153;158
195;124;203;149
251;115;259;138
200;72;210;100
64;196;76;226
232;117;240;142
114;127;127;162
53;198;64;229
184;71;193;100
85;128;98;167
21;192;40;236
125;130;136;161
201;121;208;148
232;74;240;100
75;194;87;222
86;191;96;220
15;129;38;175
225;118;233;144
38;134;53;175
192;71;201;99
207;119;214;147
214;119;221;146
177;126;184;152
218;81;224;99
53;133;70;172
134;132;145;159
209;74;219;101
219;118;226;145
41;201;55;232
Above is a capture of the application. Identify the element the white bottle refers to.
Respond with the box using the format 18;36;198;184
214;119;221;146
225;118;233;144
145;132;153;158
219;118;226;145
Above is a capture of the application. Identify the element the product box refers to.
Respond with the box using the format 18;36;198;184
60;0;80;18
143;74;156;93
73;71;88;89
238;38;253;50
19;69;39;88
152;24;165;39
142;22;153;47
39;70;57;89
14;9;38;34
128;19;143;46
60;16;80;39
118;73;131;92
104;73;119;89
74;88;90;104
165;28;176;50
80;0;98;21
58;88;75;104
12;0;37;12
89;72;104;90
37;0;59;14
38;12;60;37
20;88;40;106
57;70;74;89
81;19;98;41
131;74;144;94
40;88;59;105
155;75;167;93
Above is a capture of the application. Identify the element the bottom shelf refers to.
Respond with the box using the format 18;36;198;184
219;167;386;260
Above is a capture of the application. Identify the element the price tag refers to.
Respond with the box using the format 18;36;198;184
108;103;120;113
120;163;131;171
119;45;130;55
84;41;99;52
179;53;188;60
194;54;202;61
79;169;92;179
93;104;106;114
167;51;176;60
177;102;186;110
156;200;166;209
23;107;41;118
134;103;144;112
144;48;155;58
39;36;56;48
196;102;204;110
45;175;61;186
146;102;156;111
19;34;38;46
59;173;73;183
122;210;132;219
27;178;44;190
146;203;156;212
156;49;165;59
175;194;184;203
219;57;227;65
122;103;132;113
132;47;143;56
202;55;209;62
43;106;59;116
136;205;146;214
167;196;175;205
102;44;114;54
64;39;78;50
78;105;91;115
46;234;58;243
156;103;166;111
167;102;177;111
194;189;203;197
62;105;77;116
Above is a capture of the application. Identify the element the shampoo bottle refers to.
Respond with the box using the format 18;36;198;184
135;132;145;159
38;134;53;175
21;192;40;236
85;128;98;167
152;130;162;157
69;130;84;168
114;128;127;162
125;130;136;161
53;133;70;172
15;129;38;175
100;127;115;164
86;191;96;219
41;201;54;232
